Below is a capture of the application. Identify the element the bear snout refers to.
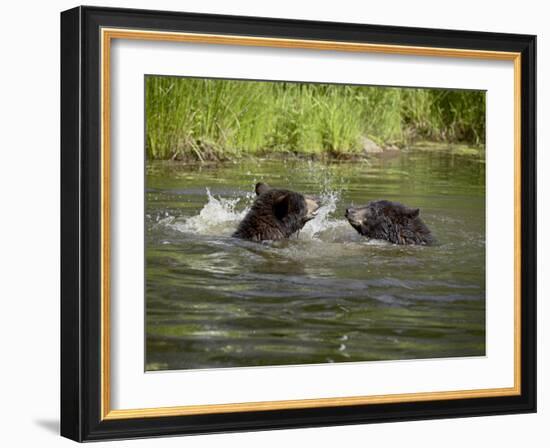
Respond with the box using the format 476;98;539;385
345;207;364;227
345;207;358;220
305;196;320;218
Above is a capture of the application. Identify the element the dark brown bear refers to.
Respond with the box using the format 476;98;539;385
345;200;435;245
233;182;320;241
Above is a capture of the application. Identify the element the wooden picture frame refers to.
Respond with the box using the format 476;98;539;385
61;5;536;441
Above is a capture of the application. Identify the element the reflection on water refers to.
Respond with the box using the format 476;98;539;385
146;147;486;370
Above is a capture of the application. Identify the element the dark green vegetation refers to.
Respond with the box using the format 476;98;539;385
145;148;486;370
146;76;485;161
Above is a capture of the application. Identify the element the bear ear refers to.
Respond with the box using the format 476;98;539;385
407;208;420;218
255;182;270;196
273;193;290;220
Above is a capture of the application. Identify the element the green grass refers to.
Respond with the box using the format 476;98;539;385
146;76;485;161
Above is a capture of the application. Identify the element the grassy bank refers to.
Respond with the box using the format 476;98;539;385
146;76;485;161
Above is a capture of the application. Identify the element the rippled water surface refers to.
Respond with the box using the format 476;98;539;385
146;147;486;370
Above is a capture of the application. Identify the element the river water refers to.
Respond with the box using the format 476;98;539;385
145;147;485;371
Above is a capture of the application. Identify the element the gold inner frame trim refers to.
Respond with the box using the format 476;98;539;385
100;27;522;421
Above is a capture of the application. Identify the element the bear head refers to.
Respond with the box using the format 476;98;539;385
345;200;434;245
233;182;320;241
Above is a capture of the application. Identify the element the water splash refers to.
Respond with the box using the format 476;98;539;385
300;190;346;240
159;187;360;243
170;188;252;236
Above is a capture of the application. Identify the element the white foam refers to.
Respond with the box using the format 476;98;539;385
300;190;341;240
170;188;251;236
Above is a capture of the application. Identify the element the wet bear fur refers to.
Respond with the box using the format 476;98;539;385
345;200;435;245
233;183;320;241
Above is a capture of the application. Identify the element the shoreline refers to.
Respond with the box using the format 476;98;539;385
146;140;486;165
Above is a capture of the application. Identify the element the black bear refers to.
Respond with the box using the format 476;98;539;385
233;182;320;241
345;200;435;245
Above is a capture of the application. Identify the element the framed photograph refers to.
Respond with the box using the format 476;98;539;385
60;6;536;441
